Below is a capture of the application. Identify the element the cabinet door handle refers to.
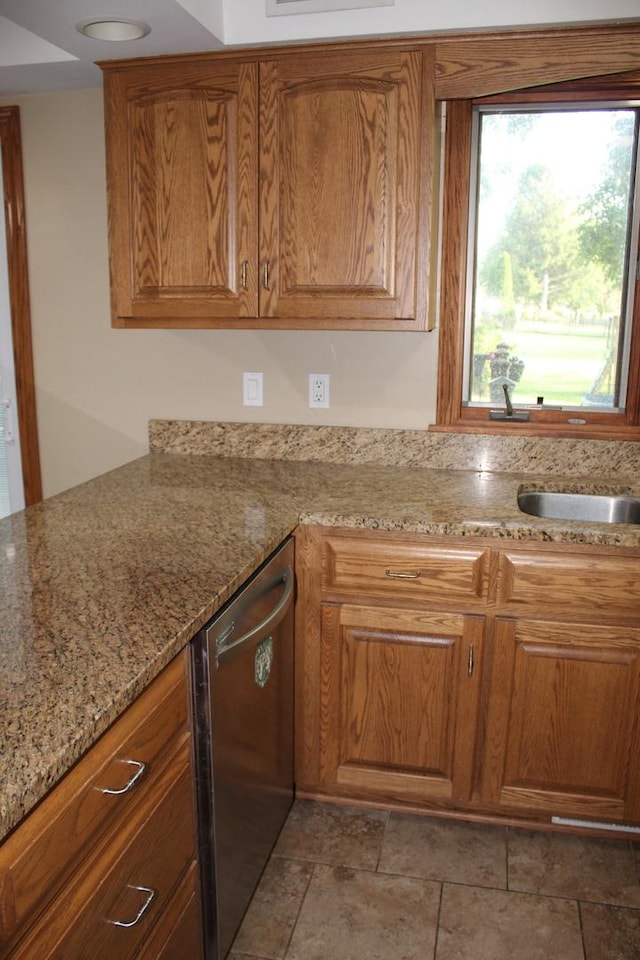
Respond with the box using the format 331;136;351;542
467;645;475;678
97;758;146;795
240;260;248;291
385;569;421;579
262;259;270;290
109;885;156;928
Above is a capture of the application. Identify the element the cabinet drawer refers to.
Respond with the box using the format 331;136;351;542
10;738;196;960
137;860;203;960
322;537;489;604
496;551;640;615
0;652;190;948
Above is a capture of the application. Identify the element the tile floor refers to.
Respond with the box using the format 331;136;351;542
228;799;640;960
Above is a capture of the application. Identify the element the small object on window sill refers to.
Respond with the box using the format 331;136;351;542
489;383;531;421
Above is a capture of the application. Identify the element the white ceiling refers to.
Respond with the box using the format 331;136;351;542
0;0;639;97
0;0;224;95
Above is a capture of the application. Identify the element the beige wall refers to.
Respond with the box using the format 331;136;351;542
2;87;439;499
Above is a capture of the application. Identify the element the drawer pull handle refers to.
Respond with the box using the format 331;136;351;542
98;759;147;795
385;569;421;579
110;885;156;928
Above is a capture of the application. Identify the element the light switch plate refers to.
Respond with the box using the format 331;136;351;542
243;372;263;406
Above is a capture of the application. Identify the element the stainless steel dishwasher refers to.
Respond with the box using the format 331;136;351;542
191;538;295;960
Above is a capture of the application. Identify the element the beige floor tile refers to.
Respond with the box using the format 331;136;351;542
272;799;387;870
230;858;314;959
581;902;640;960
436;883;584;960
378;812;508;888
285;863;440;960
508;830;640;907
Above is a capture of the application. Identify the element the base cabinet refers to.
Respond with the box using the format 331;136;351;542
295;526;640;830
0;652;204;960
320;603;485;806
481;617;640;823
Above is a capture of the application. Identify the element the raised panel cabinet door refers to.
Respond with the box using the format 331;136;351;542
259;47;435;328
482;617;640;823
320;604;485;805
104;59;258;325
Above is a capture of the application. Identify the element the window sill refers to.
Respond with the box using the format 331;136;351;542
429;420;640;442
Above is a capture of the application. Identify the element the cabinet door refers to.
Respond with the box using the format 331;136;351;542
320;604;484;805
482;617;640;823
104;59;258;325
259;47;435;328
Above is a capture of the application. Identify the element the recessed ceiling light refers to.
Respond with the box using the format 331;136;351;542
76;18;151;42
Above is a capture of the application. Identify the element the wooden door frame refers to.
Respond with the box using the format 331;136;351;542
0;105;41;506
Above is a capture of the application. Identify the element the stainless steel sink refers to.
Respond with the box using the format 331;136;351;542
517;491;640;525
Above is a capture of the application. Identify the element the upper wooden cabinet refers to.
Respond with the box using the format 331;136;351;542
103;58;259;324
259;48;433;327
101;45;435;330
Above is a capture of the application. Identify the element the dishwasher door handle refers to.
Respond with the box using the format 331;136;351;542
215;565;294;667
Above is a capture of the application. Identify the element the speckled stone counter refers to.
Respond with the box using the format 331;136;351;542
2;443;640;842
149;419;640;479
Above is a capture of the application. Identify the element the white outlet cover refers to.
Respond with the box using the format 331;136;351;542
309;373;330;408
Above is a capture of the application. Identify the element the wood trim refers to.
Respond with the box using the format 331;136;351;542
98;23;640;98
436;99;471;426
418;43;438;331
293;524;324;789
0;106;41;506
434;24;640;99
435;82;640;440
429;421;640;442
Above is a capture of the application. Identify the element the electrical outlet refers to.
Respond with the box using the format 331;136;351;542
243;372;263;406
309;373;329;408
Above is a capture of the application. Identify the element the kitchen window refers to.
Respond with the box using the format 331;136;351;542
435;76;640;439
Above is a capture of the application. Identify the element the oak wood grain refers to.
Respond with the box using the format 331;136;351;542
323;535;490;605
0;107;42;506
435;24;640;99
320;602;485;804
259;47;433;326
10;739;196;959
297;527;640;827
104;58;258;323
0;653;190;955
135;861;203;960
482;617;640;822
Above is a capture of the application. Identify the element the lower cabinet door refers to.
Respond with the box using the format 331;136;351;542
481;617;640;823
319;603;485;805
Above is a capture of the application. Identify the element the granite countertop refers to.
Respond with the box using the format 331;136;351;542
2;449;640;842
